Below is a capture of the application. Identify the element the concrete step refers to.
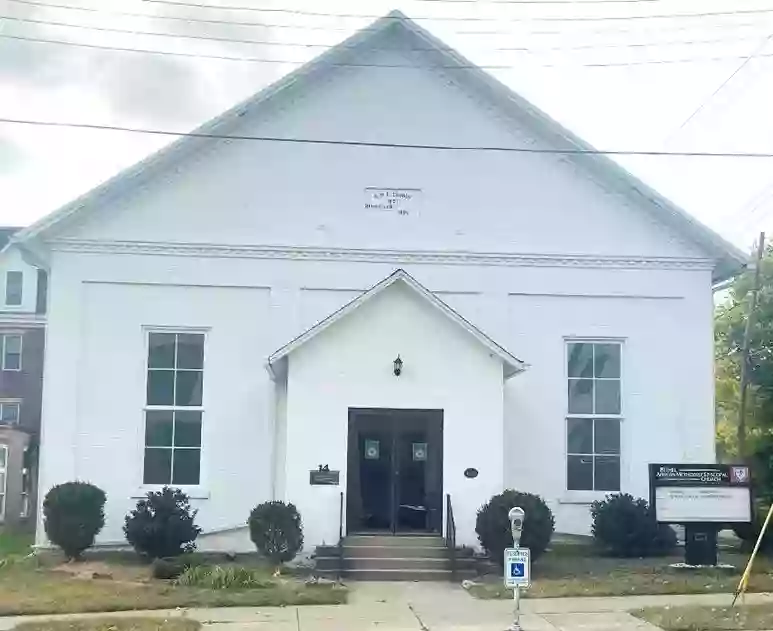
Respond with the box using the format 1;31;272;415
344;556;451;571
344;568;453;581
344;544;448;559
344;535;445;547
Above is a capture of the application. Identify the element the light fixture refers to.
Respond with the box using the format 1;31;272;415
393;355;403;376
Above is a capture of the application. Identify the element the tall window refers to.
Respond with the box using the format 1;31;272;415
566;341;622;491
0;444;7;521
144;332;205;486
0;402;20;426
1;335;22;371
4;271;22;307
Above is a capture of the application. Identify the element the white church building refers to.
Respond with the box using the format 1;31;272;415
10;12;745;552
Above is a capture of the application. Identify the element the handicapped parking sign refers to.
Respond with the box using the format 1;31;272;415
504;547;531;588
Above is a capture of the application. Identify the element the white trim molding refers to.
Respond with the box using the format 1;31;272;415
50;239;717;272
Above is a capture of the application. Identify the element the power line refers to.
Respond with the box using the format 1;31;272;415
5;32;773;67
5;14;764;53
140;0;773;23
2;117;773;157
10;0;769;37
666;33;772;140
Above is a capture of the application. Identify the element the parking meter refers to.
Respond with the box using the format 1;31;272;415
509;507;525;548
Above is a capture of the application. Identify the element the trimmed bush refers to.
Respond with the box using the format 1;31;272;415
248;501;303;569
475;489;555;565
591;493;677;557
43;481;106;560
151;557;187;580
124;487;201;559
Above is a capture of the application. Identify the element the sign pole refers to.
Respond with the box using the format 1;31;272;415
506;507;526;631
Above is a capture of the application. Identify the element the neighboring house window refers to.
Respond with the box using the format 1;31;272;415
20;447;30;519
144;332;205;486
0;444;7;521
4;271;22;306
0;401;20;426
566;341;622;491
1;335;22;371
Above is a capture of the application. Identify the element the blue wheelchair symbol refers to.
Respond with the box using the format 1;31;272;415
510;562;525;578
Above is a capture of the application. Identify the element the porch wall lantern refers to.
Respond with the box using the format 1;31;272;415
393;355;403;376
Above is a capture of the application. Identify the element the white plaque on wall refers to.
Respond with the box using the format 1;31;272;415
364;188;421;215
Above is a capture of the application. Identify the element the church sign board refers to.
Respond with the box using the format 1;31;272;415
649;463;752;524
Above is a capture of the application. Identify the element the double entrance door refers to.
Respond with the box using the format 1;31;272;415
346;408;443;534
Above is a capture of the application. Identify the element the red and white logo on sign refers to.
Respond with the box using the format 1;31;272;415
730;466;750;484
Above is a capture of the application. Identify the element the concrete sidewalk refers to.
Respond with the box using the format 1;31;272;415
1;583;771;631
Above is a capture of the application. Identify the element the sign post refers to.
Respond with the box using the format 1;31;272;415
649;464;752;566
504;507;530;631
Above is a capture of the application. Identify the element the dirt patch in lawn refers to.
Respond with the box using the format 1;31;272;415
632;603;773;631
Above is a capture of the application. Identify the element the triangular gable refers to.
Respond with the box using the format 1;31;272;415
11;10;746;281
267;269;525;379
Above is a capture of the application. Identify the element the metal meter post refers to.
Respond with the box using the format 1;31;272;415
508;507;525;631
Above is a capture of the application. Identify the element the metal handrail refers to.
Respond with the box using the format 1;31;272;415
337;491;344;581
445;493;457;581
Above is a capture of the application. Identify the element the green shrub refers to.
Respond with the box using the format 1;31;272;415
475;489;555;565
248;501;303;569
591;493;677;557
43;482;106;560
124;487;201;559
151;557;187;580
175;565;274;589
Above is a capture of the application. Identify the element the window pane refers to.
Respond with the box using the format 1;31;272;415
173;449;201;485
567;418;593;453
175;371;203;407
0;472;5;492
595;380;621;415
143;448;172;484
567;455;593;490
568;379;593;414
177;334;204;370
568;343;593;378
0;447;6;468
595;456;620;491
595;418;620;454
145;411;174;447
3;349;20;370
146;370;175;406
0;404;19;424
174;411;202;447
594;344;621;378
4;335;21;354
148;333;175;369
5;271;23;306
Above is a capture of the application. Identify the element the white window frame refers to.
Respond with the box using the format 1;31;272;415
564;338;624;497
0;444;7;522
140;327;208;495
1;334;22;371
0;400;21;426
4;271;23;307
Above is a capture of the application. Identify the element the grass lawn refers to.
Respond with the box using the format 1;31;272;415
467;544;772;599
0;558;346;615
0;529;34;557
632;604;773;631
14;619;201;631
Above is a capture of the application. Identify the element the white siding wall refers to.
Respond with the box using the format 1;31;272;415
37;251;714;547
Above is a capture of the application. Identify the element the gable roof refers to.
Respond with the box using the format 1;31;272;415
10;10;747;282
267;269;526;379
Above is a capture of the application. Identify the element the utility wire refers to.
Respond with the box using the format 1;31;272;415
4;15;764;52
666;33;773;140
9;0;769;37
5;32;773;67
2;117;773;157
140;0;773;23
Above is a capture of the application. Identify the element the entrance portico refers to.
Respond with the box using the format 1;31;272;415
268;269;524;550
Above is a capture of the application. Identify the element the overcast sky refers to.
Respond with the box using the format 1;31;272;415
1;0;772;250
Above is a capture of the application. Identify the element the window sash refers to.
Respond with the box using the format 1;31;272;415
0;402;20;425
4;271;23;306
2;335;23;371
